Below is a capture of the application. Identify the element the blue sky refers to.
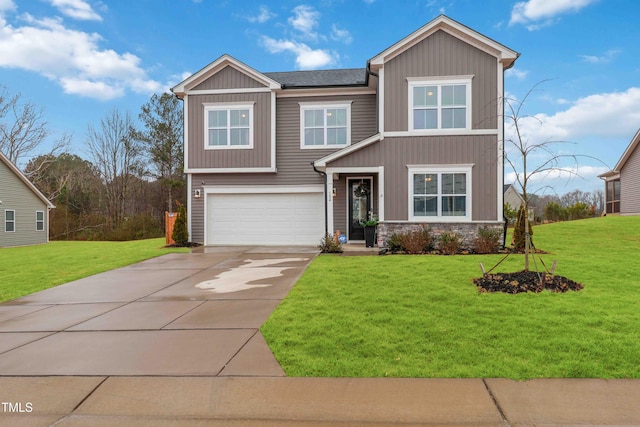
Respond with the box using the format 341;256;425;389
0;0;638;195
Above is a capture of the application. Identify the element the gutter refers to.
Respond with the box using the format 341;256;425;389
366;60;380;134
311;162;329;236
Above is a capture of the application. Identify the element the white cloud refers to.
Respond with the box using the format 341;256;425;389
261;36;335;69
505;67;528;80
511;87;640;143
0;0;15;13
509;0;597;29
247;6;276;24
504;87;640;192
48;0;102;21
505;164;609;188
0;10;160;100
580;49;620;64
288;5;320;40
330;24;352;44
60;77;123;100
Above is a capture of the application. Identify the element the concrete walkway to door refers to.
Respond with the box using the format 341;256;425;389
0;246;317;377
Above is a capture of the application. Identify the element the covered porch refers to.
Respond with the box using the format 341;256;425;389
326;167;384;245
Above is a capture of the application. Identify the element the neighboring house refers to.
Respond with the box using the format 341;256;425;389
0;152;55;248
503;184;524;210
599;128;640;215
171;15;518;246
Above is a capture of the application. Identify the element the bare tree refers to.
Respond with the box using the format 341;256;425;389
26;153;104;239
86;109;143;229
589;189;605;215
504;81;584;269
0;86;69;167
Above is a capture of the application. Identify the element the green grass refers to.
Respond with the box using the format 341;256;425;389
0;239;189;302
262;216;640;379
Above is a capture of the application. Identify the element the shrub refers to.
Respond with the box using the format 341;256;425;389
318;233;343;253
398;225;433;254
438;231;463;255
105;214;163;241
512;204;533;251
172;203;189;245
386;232;403;253
504;202;518;224
544;201;566;222
473;226;502;254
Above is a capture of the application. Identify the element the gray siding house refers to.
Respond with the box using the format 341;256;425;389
599;128;640;215
504;184;524;211
0;152;55;247
172;15;518;246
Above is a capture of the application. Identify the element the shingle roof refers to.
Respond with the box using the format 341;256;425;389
263;68;367;88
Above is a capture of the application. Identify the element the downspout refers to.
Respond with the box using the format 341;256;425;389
312;162;329;236
366;61;379;133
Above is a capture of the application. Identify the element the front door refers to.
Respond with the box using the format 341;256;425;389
348;178;372;241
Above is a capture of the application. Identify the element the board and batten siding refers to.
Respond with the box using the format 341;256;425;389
620;144;640;214
188;93;377;242
327;135;498;221
384;29;498;132
331;174;379;237
0;162;49;247
193;65;267;90
187;92;272;169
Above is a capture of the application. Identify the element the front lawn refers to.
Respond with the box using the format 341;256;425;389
261;216;640;379
0;239;189;302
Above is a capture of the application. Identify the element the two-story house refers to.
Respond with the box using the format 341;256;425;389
171;15;518;247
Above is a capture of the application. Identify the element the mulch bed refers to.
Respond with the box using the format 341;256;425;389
473;270;584;294
165;242;202;248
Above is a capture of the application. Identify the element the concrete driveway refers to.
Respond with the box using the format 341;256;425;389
0;246;318;377
3;247;640;426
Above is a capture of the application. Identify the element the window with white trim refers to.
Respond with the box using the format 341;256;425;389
204;103;253;149
409;167;472;221
5;210;15;232
408;78;471;131
300;102;351;148
36;211;44;231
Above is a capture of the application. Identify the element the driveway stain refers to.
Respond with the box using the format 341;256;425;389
195;258;309;294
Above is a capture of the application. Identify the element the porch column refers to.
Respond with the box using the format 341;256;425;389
326;172;334;234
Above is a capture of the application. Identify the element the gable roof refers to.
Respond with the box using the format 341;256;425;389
613;128;640;172
313;133;382;169
264;69;367;88
171;54;281;96
599;128;640;179
0;152;55;209
369;14;519;69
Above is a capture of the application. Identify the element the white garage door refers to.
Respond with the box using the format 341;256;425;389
207;192;324;245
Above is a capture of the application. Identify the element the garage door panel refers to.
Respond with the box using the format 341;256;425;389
207;192;324;245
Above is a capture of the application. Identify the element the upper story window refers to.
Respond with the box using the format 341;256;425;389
408;77;472;131
300;102;351;149
5;210;15;232
204;103;254;150
36;211;45;231
408;166;472;222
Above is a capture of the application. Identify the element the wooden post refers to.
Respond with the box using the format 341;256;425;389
165;211;177;245
524;212;530;271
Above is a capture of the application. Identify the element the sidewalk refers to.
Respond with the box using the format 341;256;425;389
2;376;640;426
